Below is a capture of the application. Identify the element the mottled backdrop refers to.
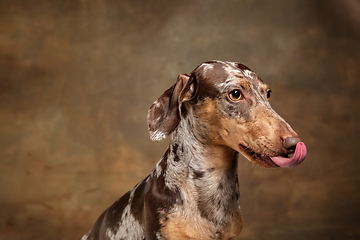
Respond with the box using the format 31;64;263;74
0;0;359;239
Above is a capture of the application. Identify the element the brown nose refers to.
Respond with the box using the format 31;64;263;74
283;137;301;152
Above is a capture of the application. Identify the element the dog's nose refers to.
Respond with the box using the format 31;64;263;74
283;136;301;152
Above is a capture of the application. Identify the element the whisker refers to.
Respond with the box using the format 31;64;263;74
195;109;208;115
212;133;222;142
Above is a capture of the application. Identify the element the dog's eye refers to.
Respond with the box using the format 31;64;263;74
267;89;271;100
228;90;242;101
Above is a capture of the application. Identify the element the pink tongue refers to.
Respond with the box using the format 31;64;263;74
270;142;307;168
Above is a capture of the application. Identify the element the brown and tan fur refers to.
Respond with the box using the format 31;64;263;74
81;60;304;240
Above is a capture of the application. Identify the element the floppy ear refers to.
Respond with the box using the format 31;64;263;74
147;74;196;141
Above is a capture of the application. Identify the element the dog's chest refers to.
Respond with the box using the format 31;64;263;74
157;175;242;240
159;205;242;240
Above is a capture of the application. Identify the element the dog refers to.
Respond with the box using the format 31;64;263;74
81;60;307;240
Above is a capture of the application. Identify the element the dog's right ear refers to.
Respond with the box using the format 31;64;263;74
147;74;196;141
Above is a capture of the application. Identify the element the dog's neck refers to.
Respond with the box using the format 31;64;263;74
157;114;240;224
170;113;238;172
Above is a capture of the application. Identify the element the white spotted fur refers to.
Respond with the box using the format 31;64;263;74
106;185;145;240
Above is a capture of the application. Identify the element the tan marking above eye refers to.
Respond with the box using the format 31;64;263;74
228;90;242;101
261;84;268;92
239;80;250;90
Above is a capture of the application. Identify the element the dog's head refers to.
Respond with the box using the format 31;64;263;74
148;61;306;168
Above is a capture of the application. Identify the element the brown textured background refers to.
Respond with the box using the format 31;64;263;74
0;0;359;239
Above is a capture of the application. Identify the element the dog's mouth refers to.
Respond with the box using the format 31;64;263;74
238;142;307;168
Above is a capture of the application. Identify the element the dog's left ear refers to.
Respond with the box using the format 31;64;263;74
148;74;196;141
